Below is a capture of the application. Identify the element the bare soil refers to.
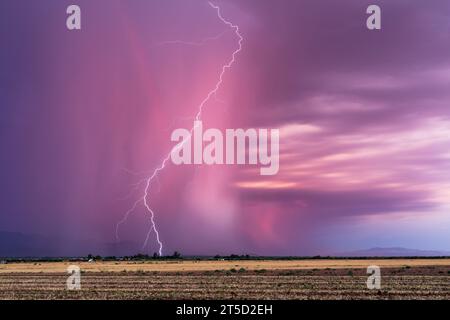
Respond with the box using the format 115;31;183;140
0;260;448;300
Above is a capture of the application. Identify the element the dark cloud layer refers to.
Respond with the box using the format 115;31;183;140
1;0;449;256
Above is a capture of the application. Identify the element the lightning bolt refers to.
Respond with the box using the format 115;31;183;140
116;1;243;256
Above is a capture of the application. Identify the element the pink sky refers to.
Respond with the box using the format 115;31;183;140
0;0;449;256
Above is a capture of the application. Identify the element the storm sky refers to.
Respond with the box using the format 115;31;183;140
1;0;450;256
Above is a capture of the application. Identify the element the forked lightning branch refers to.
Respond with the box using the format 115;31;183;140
115;2;265;256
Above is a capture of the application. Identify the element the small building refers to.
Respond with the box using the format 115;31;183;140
0;260;7;265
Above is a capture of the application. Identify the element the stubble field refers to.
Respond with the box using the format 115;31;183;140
0;259;448;300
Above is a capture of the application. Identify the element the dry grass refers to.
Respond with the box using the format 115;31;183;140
1;259;448;273
0;260;448;300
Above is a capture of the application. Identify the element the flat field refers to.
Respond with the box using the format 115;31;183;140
0;259;448;299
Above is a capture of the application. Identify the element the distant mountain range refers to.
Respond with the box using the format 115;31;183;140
0;231;58;257
1;231;449;258
336;247;450;257
0;231;153;258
